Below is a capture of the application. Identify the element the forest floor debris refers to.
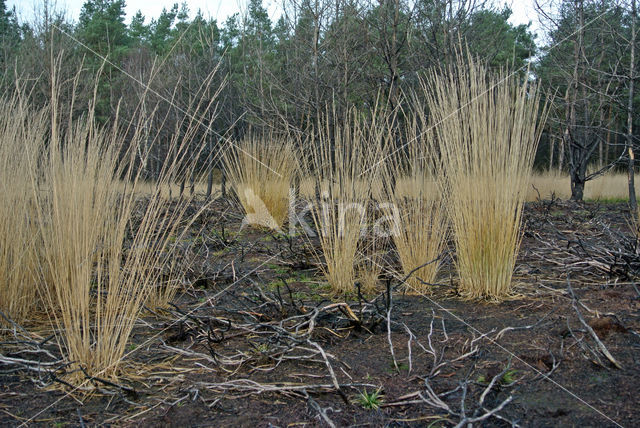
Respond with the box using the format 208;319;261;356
1;198;639;426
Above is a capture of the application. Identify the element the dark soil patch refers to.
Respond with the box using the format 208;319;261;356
1;198;639;427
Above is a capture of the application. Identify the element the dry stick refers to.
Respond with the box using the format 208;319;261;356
308;339;349;405
537;211;640;280
0;355;61;372
157;281;384;405
79;367;138;397
567;279;623;369
566;317;604;367
76;409;86;428
494;308;557;340
198;379;377;394
453;396;514;428
632;281;640;298
0;347;58;362
385;279;399;372
304;390;337;428
458;382;467;420
530;341;564;383
405;324;413;373
426;310;440;374
399;313;449;377
0;309;31;337
421;379;453;413
478;364;512;406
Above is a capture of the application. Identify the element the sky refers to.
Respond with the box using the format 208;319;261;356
7;0;282;24
7;0;540;35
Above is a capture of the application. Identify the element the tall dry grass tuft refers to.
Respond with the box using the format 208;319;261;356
222;135;297;230
0;95;47;325
35;105;128;381
27;61;220;383
423;55;547;300
380;119;448;293
305;108;388;293
356;235;385;294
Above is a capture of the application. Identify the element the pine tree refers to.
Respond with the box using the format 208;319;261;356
76;0;130;122
149;4;177;55
0;0;21;67
129;10;149;46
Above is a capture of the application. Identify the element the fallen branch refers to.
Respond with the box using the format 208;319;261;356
567;279;622;369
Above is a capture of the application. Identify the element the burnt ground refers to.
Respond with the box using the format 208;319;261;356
1;197;640;427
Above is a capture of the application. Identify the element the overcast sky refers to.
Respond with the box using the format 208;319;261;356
7;0;281;24
7;0;540;35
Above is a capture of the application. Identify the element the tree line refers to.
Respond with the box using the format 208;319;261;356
0;0;638;201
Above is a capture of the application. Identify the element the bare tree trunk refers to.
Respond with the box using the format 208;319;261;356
388;0;400;109
558;133;565;172
340;0;348;111
569;0;584;201
571;163;587;201
313;0;321;115
598;109;604;167
221;170;227;198
605;107;612;166
206;140;214;199
628;0;637;214
559;85;570;173
206;167;214;199
549;135;555;170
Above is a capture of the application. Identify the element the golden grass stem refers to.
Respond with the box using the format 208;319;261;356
423;54;547;300
305;107;388;293
11;58;221;383
0;96;47;324
380;118;448;293
222;135;297;230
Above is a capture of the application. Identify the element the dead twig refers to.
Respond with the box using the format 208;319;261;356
567;278;622;369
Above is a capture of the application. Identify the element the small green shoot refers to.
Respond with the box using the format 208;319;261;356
267;263;289;275
357;388;383;410
501;369;518;385
254;343;269;354
477;368;518;385
387;360;409;373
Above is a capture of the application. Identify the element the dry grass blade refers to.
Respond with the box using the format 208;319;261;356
423;53;548;300
357;223;386;294
304;107;388;293
380;117;448;293
34;105;125;381
0;95;47;324
222;134;297;230
25;59;220;383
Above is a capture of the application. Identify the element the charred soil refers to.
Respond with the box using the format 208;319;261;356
1;198;639;427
